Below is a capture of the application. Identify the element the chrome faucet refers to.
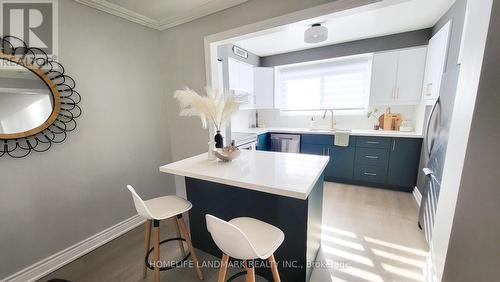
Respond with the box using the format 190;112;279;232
323;109;336;130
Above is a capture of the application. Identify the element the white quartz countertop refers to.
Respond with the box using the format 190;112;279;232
159;150;329;200
237;127;423;138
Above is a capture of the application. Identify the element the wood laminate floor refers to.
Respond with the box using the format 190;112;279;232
39;183;428;282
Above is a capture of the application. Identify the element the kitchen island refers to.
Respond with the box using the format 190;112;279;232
160;150;329;282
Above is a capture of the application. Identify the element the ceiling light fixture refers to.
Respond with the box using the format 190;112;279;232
304;23;328;44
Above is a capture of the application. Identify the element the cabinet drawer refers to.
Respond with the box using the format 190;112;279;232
356;136;392;149
301;134;333;145
355;147;389;167
354;165;387;184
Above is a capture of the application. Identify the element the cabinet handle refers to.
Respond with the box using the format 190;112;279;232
367;141;380;144
327;147;330;155
392;139;396;151
365;155;379;159
322;147;325;155
392;88;395;99
397;87;400;99
364;172;377;176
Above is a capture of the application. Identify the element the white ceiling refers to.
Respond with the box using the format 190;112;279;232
234;0;456;56
75;0;248;30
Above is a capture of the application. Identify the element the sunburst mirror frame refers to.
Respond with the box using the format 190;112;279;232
0;36;81;158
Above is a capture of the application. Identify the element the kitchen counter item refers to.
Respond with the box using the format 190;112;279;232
214;146;240;162
379;112;402;130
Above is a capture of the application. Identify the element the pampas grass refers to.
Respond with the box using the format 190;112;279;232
174;87;245;131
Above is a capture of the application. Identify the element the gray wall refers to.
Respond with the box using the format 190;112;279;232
260;29;431;67
415;0;467;194
442;1;500;280
0;1;173;278
159;0;332;162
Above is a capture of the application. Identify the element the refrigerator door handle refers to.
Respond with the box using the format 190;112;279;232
423;167;434;176
425;97;441;156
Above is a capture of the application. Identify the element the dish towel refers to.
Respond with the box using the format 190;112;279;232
334;130;351;147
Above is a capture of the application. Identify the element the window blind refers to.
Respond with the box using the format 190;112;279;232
276;55;372;111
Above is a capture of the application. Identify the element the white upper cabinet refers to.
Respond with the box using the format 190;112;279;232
370;51;399;105
228;58;254;94
421;21;451;102
253;67;274;109
370;47;427;105
396;47;428;103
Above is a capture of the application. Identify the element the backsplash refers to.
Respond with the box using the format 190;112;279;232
231;106;419;132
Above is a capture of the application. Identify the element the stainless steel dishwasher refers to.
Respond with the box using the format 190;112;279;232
270;134;301;153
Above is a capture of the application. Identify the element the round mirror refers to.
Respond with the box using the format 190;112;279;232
0;59;55;136
0;36;80;158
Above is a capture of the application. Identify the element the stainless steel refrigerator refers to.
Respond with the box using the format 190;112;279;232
417;62;461;243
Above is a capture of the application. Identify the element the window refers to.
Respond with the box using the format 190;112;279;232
275;54;372;111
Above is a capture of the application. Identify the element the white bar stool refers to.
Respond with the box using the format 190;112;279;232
206;214;284;282
127;185;204;282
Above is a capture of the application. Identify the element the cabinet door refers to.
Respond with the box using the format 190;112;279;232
228;58;254;93
301;143;325;156
387;138;422;190
396;47;427;104
257;133;269;151
422;21;451;101
239;61;254;94
327;145;355;180
369;51;398;105
254;67;274;109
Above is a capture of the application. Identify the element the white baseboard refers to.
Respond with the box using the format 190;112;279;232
413;186;422;207
2;215;145;282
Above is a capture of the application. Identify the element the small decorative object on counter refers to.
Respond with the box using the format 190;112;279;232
214;146;240;162
214;130;224;148
399;119;414;132
174;87;246;158
367;108;380;130
208;141;216;161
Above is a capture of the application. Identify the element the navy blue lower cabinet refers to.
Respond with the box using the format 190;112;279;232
387;138;423;190
299;134;422;192
301;143;326;156
327;145;355;180
354;165;388;184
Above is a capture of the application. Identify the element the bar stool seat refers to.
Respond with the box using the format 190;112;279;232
229;217;284;260
144;196;192;220
127;185;203;282
207;214;284;282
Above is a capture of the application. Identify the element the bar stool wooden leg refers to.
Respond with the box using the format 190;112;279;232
268;255;281;282
218;254;229;282
244;261;255;282
153;220;161;282
177;214;204;280
172;217;186;257
143;220;152;278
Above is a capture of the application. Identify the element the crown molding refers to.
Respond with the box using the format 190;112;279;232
74;0;248;31
157;0;248;30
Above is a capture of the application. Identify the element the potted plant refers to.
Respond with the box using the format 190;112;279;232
174;87;245;157
367;108;380;130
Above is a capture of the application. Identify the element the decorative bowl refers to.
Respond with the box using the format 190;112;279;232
214;146;240;162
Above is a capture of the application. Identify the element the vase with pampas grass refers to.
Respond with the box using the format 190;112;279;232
174;87;245;152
